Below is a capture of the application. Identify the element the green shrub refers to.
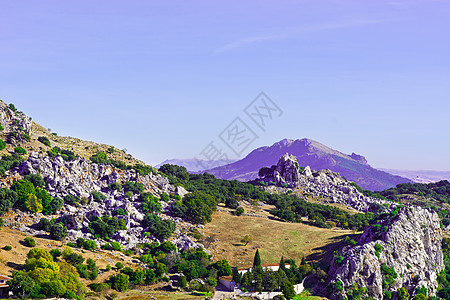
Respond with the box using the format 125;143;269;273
3;245;12;251
14;146;27;154
0;188;18;216
109;273;129;291
236;207;244;216
90;152;108;164
23;237;36;247
0;139;6;150
160;193;170;202
110;241;121;251
335;255;344;265
88;215;126;240
108;182;122;191
106;264;112;271
38;136;51;147
0;217;3;227
64;194;80;206
50;248;61;260
124;181;144;194
88;282;109;292
125;191;133;198
114;208;128;216
375;243;383;258
0;124;3;131
91;191;106;202
50;223;67;241
24;174;45;188
115;262;124;269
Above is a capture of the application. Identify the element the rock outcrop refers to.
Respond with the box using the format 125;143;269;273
258;153;391;212
0;100;33;144
327;206;444;300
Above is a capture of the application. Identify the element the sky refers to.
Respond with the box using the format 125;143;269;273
0;0;449;170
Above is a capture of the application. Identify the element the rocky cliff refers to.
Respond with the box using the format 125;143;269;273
258;153;391;212
327;206;444;300
0;101;33;144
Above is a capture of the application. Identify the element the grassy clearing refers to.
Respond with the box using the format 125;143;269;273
199;204;356;269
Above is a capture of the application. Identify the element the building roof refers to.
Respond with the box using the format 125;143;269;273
219;276;233;282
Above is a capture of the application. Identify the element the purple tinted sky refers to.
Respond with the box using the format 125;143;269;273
0;0;449;170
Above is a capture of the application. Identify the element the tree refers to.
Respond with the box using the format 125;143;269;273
24;174;45;188
398;287;410;300
110;273;129;292
236;206;244;216
241;235;252;246
51;196;64;213
183;191;217;224
213;259;232;277
8;271;36;298
0;188;18;216
179;275;187;288
0;139;5;150
25;194;43;213
50;223;67;241
253;249;261;268
23;237;36;247
279;256;286;272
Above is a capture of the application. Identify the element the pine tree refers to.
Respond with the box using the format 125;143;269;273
253;249;261;268
279;256;286;272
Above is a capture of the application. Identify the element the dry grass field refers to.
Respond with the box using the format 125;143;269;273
199;203;358;269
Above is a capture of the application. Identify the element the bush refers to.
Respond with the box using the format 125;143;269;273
38;136;51;147
50;249;61;260
236;206;244;216
108;182;122;191
0;139;6;150
0;188;18;216
114;208;127;216
2;245;12;251
90;152;109;164
160;193;170;202
88;282;109;292
115;262;124;269
89;215;126;239
24;237;36;247
50;223;68;241
124;181;144;194
110;273;129;291
64;194;80;206
24;174;45;188
91;191;106;202
14;146;27;154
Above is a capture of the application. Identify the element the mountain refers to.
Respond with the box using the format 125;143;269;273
155;158;236;172
204;138;411;191
378;168;450;184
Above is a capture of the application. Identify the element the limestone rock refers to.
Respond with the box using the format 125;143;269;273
327;206;444;300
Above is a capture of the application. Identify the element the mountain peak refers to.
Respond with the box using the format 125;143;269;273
205;137;410;191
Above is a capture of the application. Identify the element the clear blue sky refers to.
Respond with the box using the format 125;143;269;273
1;0;449;170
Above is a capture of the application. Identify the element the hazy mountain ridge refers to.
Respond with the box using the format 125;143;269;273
204;138;411;191
155;158;236;172
379;168;450;184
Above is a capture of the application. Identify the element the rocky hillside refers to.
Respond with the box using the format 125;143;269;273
0;100;144;166
256;153;391;212
0;151;199;251
204;138;410;191
327;206;443;300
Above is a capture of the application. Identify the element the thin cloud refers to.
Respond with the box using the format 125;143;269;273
214;19;391;54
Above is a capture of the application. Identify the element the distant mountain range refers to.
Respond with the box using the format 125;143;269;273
155;158;236;173
377;168;450;184
198;138;411;191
